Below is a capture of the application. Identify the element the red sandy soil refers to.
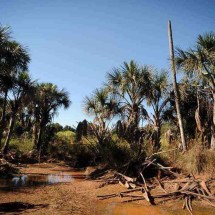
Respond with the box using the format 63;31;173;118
0;163;214;215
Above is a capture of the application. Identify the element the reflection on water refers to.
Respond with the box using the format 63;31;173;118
0;173;73;189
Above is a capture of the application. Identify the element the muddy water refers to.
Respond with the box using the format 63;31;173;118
0;173;73;189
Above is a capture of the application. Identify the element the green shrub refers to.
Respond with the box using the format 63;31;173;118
56;130;75;143
10;138;33;153
48;137;95;167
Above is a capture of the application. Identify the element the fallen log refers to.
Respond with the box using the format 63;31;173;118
120;187;144;194
122;197;145;203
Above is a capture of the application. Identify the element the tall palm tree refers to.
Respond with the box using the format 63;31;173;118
147;71;169;151
2;71;34;154
83;88;117;145
32;83;70;150
0;28;30;145
175;32;215;149
106;60;152;148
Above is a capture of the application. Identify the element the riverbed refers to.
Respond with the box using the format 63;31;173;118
0;163;214;214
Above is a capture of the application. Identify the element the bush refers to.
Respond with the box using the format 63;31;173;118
56;130;75;143
48;137;95;167
10;138;33;153
98;140;132;168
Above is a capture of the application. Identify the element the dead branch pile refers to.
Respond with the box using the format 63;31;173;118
96;152;215;214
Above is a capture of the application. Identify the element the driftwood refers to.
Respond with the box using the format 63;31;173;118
116;172;135;183
96;153;215;214
97;174;215;214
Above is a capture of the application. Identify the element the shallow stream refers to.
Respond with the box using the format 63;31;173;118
0;173;73;189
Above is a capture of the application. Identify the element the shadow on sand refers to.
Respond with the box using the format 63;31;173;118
0;202;48;214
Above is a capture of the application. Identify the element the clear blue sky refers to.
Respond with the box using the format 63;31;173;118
1;0;215;127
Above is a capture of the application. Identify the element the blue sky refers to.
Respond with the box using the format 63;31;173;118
1;0;215;127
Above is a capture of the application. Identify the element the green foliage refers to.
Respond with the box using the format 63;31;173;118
97;140;132;168
49;138;94;167
10;138;33;153
63;125;75;132
56;130;75;143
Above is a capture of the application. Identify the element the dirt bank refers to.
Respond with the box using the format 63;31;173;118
0;163;214;215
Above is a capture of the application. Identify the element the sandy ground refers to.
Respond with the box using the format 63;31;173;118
0;163;215;215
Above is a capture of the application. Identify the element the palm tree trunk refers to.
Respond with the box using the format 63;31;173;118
36;121;46;151
2;113;16;154
195;90;205;148
32;123;38;148
168;20;186;151
153;125;161;152
211;92;215;149
0;90;8;145
153;111;161;152
36;127;42;151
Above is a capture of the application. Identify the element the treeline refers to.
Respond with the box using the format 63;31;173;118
77;32;215;157
0;26;71;155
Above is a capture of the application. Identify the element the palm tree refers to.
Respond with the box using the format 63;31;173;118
83;88;117;146
2;71;34;154
0;28;30;145
32;83;70;150
147;71;169;151
106;60;152;148
175;32;215;149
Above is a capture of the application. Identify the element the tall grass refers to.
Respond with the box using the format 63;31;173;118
175;146;215;176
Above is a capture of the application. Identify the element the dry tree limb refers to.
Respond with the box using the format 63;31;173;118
118;180;134;189
182;200;186;209
120;194;144;198
153;190;180;198
181;191;215;201
97;193;118;200
143;158;157;170
155;177;167;193
125;181;130;189
156;195;180;204
129;182;136;189
122;197;145;203
185;196;193;215
200;181;213;196
120;187;144;195
187;196;193;212
150;161;179;177
116;172;135;182
140;172;148;191
148;148;178;159
180;182;190;191
186;182;199;191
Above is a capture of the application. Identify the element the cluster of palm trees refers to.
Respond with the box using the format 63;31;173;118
0;26;70;155
84;61;169;152
83;31;215;153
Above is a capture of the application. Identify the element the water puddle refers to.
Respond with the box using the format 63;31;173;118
0;173;74;190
